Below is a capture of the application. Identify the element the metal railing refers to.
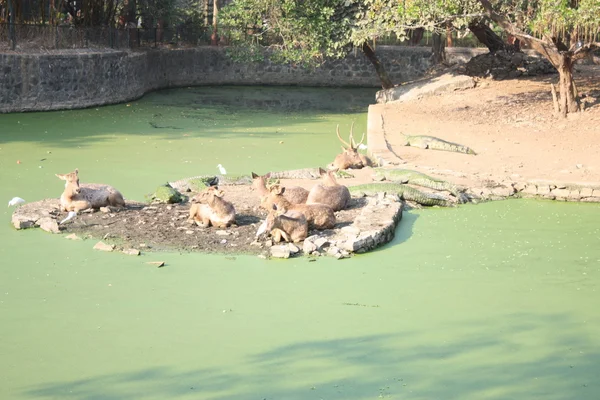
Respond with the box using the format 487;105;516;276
0;23;226;52
0;22;490;53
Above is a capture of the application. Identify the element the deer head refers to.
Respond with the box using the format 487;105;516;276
251;172;271;196
332;122;366;170
56;168;81;194
193;186;224;204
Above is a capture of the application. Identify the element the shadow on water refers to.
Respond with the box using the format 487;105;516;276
0;86;377;147
22;312;599;400
369;209;419;254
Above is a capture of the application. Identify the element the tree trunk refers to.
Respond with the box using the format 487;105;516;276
361;42;394;90
210;0;218;46
446;23;453;47
409;28;424;46
468;21;511;53
8;0;15;50
557;55;579;117
431;32;446;64
203;0;209;27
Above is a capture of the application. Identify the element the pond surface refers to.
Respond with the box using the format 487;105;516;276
1;87;599;400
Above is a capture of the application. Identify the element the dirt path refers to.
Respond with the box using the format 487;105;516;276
372;65;600;189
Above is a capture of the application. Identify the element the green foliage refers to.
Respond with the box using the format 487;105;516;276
220;0;487;66
220;0;354;67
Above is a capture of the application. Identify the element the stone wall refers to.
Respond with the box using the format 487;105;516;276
1;46;487;113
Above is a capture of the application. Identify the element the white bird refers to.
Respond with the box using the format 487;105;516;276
8;197;25;207
59;211;78;225
256;220;267;237
357;143;368;151
217;164;227;175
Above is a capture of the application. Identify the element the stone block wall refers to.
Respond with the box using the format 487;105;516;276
0;46;491;113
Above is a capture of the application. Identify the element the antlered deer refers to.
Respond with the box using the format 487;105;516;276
331;122;373;170
56;169;125;212
306;168;350;211
188;186;236;228
256;204;308;243
261;184;335;230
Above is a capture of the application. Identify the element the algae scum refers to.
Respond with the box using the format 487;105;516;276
1;87;600;400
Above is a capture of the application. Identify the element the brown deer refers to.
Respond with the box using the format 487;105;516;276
256;204;308;243
251;172;309;205
56;169;125;212
188;186;236;228
306;168;351;211
331;123;373;170
261;184;335;230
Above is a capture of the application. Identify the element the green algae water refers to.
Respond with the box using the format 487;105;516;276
1;87;599;400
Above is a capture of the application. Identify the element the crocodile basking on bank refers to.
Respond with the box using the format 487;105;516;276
401;135;477;155
348;183;453;207
372;168;467;202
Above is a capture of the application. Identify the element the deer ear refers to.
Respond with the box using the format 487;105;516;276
217;190;225;197
265;172;271;179
56;174;65;180
280;187;286;194
272;204;277;211
318;167;326;176
251;172;259;179
341;146;346;152
74;168;79;175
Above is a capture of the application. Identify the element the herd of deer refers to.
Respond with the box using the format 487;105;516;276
54;124;372;244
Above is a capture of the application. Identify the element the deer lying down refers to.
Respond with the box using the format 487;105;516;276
261;184;335;230
189;186;236;228
306;168;350;211
331;122;373;170
56;169;125;212
256;204;308;243
251;172;308;206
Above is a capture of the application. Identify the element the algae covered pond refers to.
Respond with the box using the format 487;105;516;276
1;87;599;400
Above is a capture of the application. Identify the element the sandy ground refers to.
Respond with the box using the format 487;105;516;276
374;65;600;188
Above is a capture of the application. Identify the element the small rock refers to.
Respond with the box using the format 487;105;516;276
122;248;141;256
576;164;583;169
139;243;149;248
270;245;291;259
250;240;263;247
65;233;82;240
100;207;111;213
37;217;60;233
265;239;273;247
257;254;267;260
327;246;342;258
220;239;227;244
303;240;317;254
215;230;230;236
146;261;165;267
314;237;329;250
288;243;300;254
185;230;194;234
12;219;35;229
93;241;115;252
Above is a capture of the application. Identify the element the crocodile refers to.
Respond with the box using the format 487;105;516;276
402;135;477;155
348;183;453;207
268;168;323;180
168;175;218;193
372;168;467;202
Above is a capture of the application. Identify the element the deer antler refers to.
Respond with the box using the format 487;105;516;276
348;122;358;149
351;131;366;148
336;124;351;149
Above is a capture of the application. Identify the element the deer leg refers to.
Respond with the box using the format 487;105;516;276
271;229;283;243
